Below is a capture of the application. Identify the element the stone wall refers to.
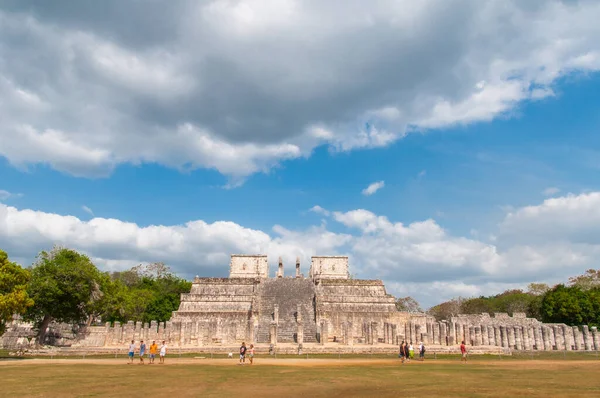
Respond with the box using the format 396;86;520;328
310;256;349;280
229;254;269;278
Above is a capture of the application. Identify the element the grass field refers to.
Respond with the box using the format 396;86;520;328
2;357;600;397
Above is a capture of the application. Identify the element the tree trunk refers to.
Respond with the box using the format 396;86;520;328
37;315;52;346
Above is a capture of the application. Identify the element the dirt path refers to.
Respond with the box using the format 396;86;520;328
1;357;595;368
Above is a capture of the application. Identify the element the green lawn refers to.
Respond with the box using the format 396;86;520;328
1;358;599;397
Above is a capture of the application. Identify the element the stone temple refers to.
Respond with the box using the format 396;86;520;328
2;254;599;353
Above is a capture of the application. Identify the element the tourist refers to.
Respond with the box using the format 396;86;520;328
419;342;426;361
239;342;247;365
460;340;468;363
249;344;255;365
159;341;167;364
127;340;136;364
404;341;410;362
399;341;405;363
139;340;146;364
149;340;158;364
409;342;414;360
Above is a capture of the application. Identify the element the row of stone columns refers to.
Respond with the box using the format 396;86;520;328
447;322;600;351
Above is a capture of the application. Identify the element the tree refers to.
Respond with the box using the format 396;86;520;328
0;250;34;335
540;284;599;326
527;283;550;296
395;296;423;313
427;298;462;321
568;269;600;291
26;247;105;344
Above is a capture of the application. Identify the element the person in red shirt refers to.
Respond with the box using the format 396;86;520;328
460;340;468;363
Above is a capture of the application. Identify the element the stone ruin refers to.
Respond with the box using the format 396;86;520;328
2;254;599;353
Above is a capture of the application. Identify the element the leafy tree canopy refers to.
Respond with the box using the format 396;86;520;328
395;296;423;313
0;250;34;335
26;246;105;343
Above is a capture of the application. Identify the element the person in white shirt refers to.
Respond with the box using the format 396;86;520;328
127;340;136;364
159;341;167;364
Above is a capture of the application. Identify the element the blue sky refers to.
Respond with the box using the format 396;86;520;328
1;1;600;308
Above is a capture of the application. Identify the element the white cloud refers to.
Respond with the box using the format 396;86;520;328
0;190;23;201
0;1;599;181
308;205;330;216
2;192;600;307
362;181;385;196
542;187;561;196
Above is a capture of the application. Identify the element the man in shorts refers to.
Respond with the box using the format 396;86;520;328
149;340;158;364
239;342;247;365
460;340;468;363
159;341;167;364
127;340;136;364
139;340;146;364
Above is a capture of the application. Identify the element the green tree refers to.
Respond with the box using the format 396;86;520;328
427;298;462;321
26;247;105;344
395;296;423;313
540;284;599;326
0;250;34;335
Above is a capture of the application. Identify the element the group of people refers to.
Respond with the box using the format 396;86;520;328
128;340;167;364
399;341;426;363
238;342;255;365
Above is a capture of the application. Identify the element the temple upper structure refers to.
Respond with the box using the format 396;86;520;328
229;254;269;278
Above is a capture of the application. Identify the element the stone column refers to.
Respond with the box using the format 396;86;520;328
415;324;421;344
467;326;473;346
514;327;522;350
391;324;397;346
270;323;278;345
125;321;135;342
372;322;379;345
277;257;283;278
449;321;456;345
562;325;573;351
474;326;482;346
274;305;279;324
582;325;592;351
522;326;530;350
481;325;488;346
500;326;508;348
591;327;599;351
318;321;326;345
440;322;447;346
296;304;303;344
572;326;581;350
113;321;122;345
493;326;501;347
555;325;565;350
507;327;515;349
348;322;354;346
296;257;301;278
534;326;543;350
165;321;172;344
542;326;553;351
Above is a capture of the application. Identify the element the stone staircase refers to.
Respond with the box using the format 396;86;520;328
256;278;318;343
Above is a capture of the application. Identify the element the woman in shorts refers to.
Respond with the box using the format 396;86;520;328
249;344;255;365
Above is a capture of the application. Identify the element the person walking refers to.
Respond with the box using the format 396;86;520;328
139;340;146;364
419;342;426;361
409;342;414;360
404;341;410;362
127;340;136;364
239;342;247;365
149;340;158;364
249;344;255;365
460;340;468;363
159;341;167;364
399;341;406;363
